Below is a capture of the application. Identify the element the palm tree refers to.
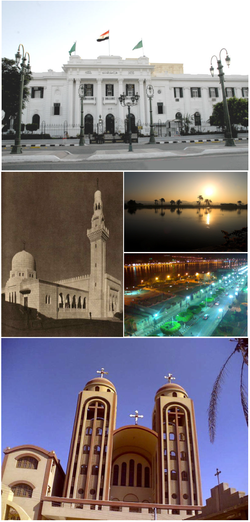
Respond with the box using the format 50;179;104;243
176;199;182;207
237;200;242;207
208;338;248;443
204;198;212;207
197;195;203;207
154;199;158;206
160;198;165;207
170;200;175;206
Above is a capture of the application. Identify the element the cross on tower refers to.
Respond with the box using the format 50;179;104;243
130;410;144;425
96;367;108;378
215;468;221;485
164;373;176;383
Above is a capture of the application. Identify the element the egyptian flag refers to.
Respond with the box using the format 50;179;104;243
97;30;109;42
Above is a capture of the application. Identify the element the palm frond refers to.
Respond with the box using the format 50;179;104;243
240;360;248;426
208;348;237;443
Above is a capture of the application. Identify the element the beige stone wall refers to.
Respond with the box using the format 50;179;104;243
151;63;184;76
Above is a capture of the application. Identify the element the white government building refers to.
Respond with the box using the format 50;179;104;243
22;54;248;138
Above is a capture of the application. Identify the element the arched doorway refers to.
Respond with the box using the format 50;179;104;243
125;113;136;133
85;114;93;134
32;114;40;130
106;114;115;134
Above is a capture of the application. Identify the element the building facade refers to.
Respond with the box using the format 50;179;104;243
20;55;248;137
5;188;122;319
2;372;205;520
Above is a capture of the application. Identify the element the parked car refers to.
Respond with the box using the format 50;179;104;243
203;314;209;320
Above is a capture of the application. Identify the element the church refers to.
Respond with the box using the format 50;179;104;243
20;54;248;138
2;369;247;520
4;186;122;320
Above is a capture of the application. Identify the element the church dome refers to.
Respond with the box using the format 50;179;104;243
155;382;188;400
84;376;116;394
12;250;36;272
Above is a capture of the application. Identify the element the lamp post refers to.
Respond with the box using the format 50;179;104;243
119;92;140;152
11;44;30;154
146;84;155;144
210;49;235;147
78;84;86;146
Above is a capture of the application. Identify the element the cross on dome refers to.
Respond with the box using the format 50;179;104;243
164;373;176;383
214;468;221;485
130;410;144;425
96;367;108;378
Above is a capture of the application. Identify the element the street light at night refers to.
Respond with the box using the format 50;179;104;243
11;44;30;154
210;48;235;147
146;84;156;144
78;84;86;146
119;91;140;152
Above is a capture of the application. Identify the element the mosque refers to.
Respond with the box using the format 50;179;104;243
4;187;122;320
2;370;247;520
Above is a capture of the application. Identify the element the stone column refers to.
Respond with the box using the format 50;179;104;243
74;79;81;128
67;79;74;127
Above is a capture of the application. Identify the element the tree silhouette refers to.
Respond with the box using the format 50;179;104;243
197;195;203;207
208;338;248;443
176;199;182;207
160;198;165;207
205;199;212;207
154;199;158;206
237;200;242;207
170;200;175;206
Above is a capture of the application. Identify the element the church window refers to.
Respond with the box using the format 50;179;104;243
172;392;177;397
107;389;111;392
129;459;134;487
80;465;87;475
174;87;183;98
182;471;188;481
84;84;94;96
137;463;142;487
113;464;119;485
95;386;99;391
92;465;99;475
83;297;86;309
169;432;175;440
11;484;33;498
72;295;76;308
121;462;127;486
94;445;101;454
83;445;90;453
126;84;135;96
164;468;168;479
157;102;163;114
85;427;92;435
54;103;60;115
106;84;114;96
145;467;150;488
179;433;186;441
170;451;176;460
31;87;44;98
16;457;38;469
96;427;102;435
190;87;201;98
181;451;187;460
171;470;177;480
78;296;82;308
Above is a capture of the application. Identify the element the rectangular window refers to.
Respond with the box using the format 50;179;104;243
225;87;235;97
54;103;60;115
31;87;44;98
84;84;93;96
209;87;219;97
157;102;163;114
190;87;201;98
126;84;135;96
106;84;114;96
242;88;248;98
174;87;183;98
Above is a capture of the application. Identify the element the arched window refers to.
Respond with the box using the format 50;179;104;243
11;483;33;498
92;465;99;475
78;296;82;309
80;464;87;475
113;464;119;486
180;451;187;460
169;432;175;440
83;445;90;453
85;114;93;134
179;433;186;441
94;445;101;454
32;113;40;130
170;451;176;460
96;427;102;435
172;392;177;397
72;295;76;308
16;457;38;469
95;386;99;391
171;470;177;480
182;471;188;481
121;462;127;486
137;463;142;487
194;112;201;126
86;427;92;435
145;467;150;488
129;459;134;487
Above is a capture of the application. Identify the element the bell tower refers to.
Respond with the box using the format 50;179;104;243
63;369;117;501
152;374;202;511
87;186;109;318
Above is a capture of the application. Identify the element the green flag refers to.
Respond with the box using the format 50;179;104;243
132;40;143;50
69;42;76;55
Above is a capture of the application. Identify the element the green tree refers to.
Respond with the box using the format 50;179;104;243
210;97;248;131
208;338;248;443
2;57;32;128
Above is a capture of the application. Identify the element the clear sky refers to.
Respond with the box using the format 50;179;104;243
2;337;248;504
2;171;123;289
2;0;249;75
125;171;247;204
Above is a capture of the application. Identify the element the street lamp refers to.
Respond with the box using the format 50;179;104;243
11;44;30;154
119;92;140;152
78;83;86;146
210;48;235;147
146;85;156;144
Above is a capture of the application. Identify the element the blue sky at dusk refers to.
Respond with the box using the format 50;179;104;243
2;337;248;503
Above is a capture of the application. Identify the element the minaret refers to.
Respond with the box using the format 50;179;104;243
152;374;202;510
87;185;109;318
63;369;117;501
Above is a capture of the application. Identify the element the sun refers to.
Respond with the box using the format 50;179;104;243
204;186;214;197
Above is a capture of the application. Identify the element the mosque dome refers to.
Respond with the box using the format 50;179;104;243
84;377;116;394
155;382;188;400
12;250;36;272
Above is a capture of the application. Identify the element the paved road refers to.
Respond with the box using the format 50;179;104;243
2;142;248;170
